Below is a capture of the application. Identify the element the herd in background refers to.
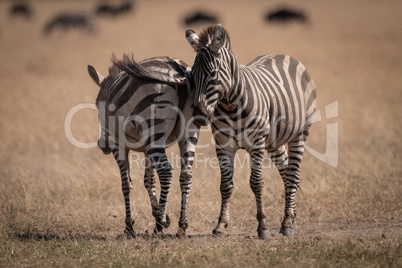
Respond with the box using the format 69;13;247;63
5;0;309;36
7;0;135;35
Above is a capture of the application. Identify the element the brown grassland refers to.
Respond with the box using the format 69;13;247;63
0;0;401;267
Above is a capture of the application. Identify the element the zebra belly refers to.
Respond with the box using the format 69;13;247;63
211;114;270;151
264;113;306;150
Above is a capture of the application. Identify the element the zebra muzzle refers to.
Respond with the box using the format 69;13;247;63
98;138;112;155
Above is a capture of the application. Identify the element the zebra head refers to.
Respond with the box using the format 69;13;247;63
186;24;231;126
88;64;118;155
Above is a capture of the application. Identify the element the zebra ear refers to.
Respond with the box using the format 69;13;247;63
88;65;104;86
186;28;199;51
209;24;224;53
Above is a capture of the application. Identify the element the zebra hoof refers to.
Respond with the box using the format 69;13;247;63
152;229;165;238
280;227;294;236
155;214;171;232
176;227;188;239
123;228;136;239
258;229;270;239
212;228;225;237
164;214;171;228
212;222;228;237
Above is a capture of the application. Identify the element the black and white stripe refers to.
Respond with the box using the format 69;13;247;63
88;54;199;238
186;24;317;238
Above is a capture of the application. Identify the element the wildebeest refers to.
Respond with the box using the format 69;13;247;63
265;7;308;24
9;1;33;19
43;13;95;35
95;1;134;17
183;11;219;27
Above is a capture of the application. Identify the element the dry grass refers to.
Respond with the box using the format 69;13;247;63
1;236;401;267
0;0;401;266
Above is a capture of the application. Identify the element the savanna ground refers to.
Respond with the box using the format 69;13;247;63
0;0;401;267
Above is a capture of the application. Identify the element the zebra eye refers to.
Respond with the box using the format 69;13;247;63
209;70;218;79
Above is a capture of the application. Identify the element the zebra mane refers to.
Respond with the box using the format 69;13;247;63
108;64;123;79
196;25;231;52
112;54;188;85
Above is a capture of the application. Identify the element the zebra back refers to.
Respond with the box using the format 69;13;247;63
112;54;190;86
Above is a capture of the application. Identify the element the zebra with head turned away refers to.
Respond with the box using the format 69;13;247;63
87;54;200;238
183;24;317;239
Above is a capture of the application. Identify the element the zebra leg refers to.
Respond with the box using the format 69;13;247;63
268;146;293;236
268;145;289;184
280;133;306;236
176;135;198;238
249;147;269;239
143;156;160;224
112;148;135;238
148;149;173;234
213;149;236;236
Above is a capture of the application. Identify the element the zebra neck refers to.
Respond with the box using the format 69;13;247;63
223;59;248;109
223;52;243;105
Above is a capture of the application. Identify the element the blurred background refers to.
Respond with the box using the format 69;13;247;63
0;0;400;236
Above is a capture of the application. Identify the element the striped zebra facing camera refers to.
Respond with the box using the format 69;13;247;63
185;24;317;239
88;55;200;239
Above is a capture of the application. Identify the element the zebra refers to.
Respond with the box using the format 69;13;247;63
87;54;200;238
183;24;317;238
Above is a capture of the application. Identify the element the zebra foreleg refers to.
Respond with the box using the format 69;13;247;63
213;149;236;236
149;151;173;234
280;134;306;236
176;137;197;238
177;166;192;238
250;147;269;239
113;148;135;238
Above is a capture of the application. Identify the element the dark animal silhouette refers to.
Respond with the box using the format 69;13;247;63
265;7;308;24
43;13;95;35
183;11;218;26
9;2;33;19
95;1;134;17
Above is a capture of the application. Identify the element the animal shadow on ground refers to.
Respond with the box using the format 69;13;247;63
12;232;108;241
11;231;253;241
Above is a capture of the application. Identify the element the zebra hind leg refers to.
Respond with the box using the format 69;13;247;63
149;151;173;235
280;133;307;236
268;145;289;234
143;156;169;234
